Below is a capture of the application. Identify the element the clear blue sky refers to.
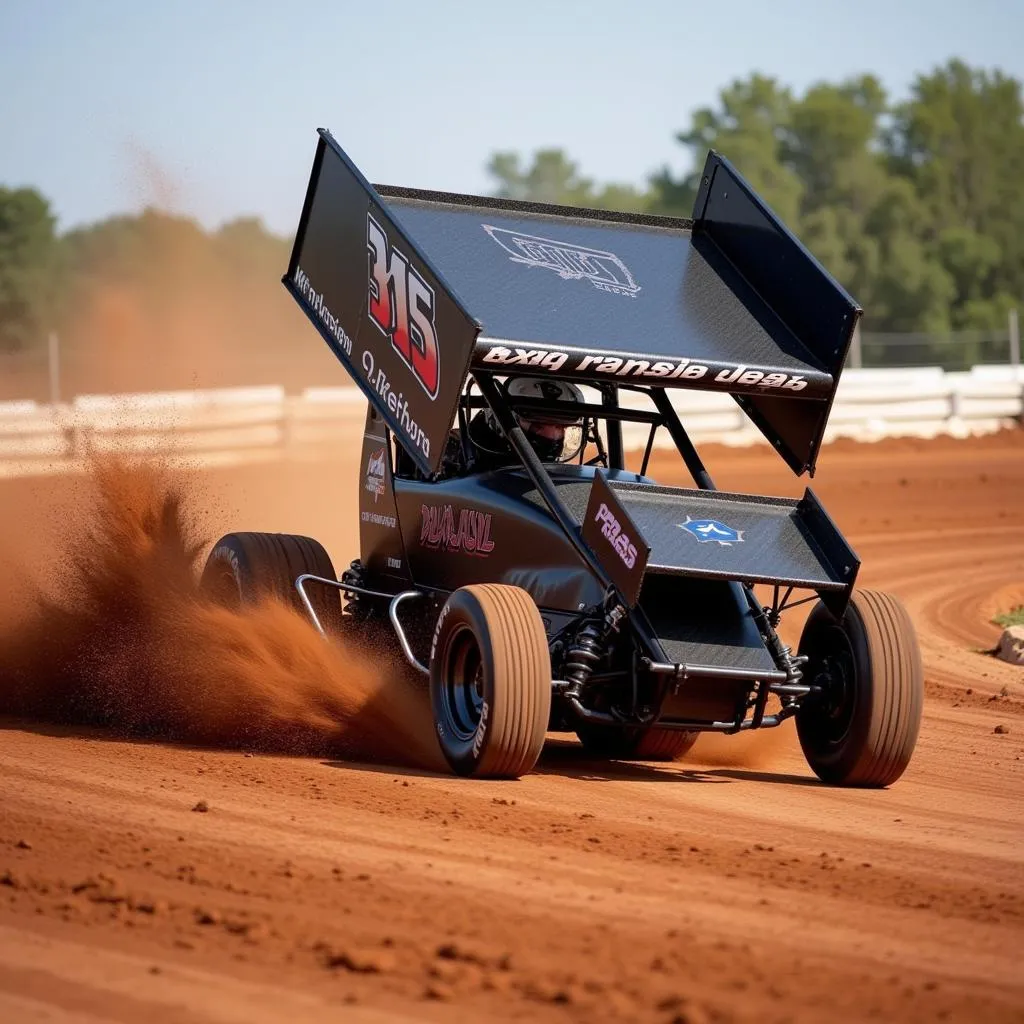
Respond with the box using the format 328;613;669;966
2;0;1019;236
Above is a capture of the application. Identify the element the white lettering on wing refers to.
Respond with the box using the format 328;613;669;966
293;266;354;355
483;225;641;298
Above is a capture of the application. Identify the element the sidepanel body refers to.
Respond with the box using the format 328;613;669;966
394;466;613;616
358;406;411;586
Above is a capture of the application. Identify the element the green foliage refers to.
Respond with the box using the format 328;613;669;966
993;606;1024;628
486;59;1024;336
0;188;59;351
664;74;804;226
887;61;1024;334
486;149;649;211
215;217;292;278
12;206;303;394
1;57;1021;366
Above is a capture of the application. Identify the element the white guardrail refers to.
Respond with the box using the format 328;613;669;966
0;367;1021;478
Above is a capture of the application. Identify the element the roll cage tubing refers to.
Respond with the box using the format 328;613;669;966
472;371;620;602
462;378;713;488
470;371;716;599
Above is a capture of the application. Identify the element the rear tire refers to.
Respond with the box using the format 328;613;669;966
199;531;343;634
576;724;699;762
430;584;551;779
796;589;923;787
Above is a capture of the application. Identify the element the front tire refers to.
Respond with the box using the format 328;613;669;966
430;584;551;779
199;532;343;634
796;589;923;787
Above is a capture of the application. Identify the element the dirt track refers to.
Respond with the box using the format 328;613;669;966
1;429;1023;1023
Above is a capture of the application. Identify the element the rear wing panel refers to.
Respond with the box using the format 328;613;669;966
284;132;861;476
692;152;863;473
283;130;479;477
377;162;859;473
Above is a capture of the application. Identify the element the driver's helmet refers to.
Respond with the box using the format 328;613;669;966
499;377;586;462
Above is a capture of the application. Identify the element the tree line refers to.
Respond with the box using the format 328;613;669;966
489;60;1024;339
1;58;1021;363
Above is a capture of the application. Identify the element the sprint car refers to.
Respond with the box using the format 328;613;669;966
200;129;923;783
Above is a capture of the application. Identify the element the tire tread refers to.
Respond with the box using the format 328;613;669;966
468;583;550;779
201;531;342;634
798;588;923;788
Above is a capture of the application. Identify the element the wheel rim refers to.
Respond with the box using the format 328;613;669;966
440;625;485;742
803;623;857;748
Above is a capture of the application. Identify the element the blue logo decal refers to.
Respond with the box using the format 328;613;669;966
678;517;744;546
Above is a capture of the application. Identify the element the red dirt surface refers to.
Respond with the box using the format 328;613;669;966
1;428;1023;1022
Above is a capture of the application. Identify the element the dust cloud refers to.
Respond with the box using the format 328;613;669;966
0;144;442;767
0;455;442;770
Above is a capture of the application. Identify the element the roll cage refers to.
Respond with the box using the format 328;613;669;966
394;377;708;485
388;373;734;621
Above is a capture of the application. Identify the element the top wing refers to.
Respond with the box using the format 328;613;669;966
377;152;861;475
377;190;830;398
283;129;860;477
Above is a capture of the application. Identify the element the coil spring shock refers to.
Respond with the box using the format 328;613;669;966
564;600;626;695
755;597;810;697
564;622;604;693
783;646;811;705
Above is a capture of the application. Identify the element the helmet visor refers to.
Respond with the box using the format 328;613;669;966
518;418;584;462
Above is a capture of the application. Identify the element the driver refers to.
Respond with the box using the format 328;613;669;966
468;377;585;470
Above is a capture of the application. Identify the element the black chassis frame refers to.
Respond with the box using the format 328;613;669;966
306;373;859;739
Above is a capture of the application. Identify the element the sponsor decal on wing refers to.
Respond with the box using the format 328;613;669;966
581;472;649;606
361;349;431;462
593;501;638;569
479;346;809;392
293;267;354;356
678;517;744;546
483;224;640;298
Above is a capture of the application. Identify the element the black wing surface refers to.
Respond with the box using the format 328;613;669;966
377;153;860;474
